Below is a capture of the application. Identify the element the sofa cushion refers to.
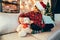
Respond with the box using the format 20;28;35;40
0;13;19;34
48;30;60;40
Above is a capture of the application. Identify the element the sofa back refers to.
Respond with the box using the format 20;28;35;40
0;13;19;34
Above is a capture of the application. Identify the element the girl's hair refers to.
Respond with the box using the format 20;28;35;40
35;6;41;12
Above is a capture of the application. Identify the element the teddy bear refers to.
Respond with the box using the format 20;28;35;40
16;17;32;37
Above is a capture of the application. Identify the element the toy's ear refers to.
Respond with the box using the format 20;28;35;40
19;17;24;24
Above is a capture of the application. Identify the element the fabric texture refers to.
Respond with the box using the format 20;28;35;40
30;23;42;31
35;1;46;11
0;14;19;34
42;24;54;31
18;11;44;28
42;15;55;25
48;30;60;40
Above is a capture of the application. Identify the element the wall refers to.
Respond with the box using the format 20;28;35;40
55;14;60;22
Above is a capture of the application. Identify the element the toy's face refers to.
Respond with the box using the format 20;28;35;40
19;17;30;24
23;17;30;24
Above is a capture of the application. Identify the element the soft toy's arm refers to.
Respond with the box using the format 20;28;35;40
16;25;21;32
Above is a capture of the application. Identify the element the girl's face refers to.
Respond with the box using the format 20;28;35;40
33;6;39;12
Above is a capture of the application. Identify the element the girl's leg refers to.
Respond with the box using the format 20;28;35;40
42;24;54;32
30;23;42;34
30;23;42;31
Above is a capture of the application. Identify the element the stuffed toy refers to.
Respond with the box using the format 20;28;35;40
16;17;32;37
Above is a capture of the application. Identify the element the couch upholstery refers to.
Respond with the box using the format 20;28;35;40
0;13;19;34
49;30;60;40
0;21;60;40
0;13;60;40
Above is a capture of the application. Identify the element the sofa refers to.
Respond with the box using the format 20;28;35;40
0;13;19;34
48;30;60;40
0;13;42;40
0;13;60;40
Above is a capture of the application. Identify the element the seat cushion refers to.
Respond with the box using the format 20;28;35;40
0;13;19;34
48;30;60;40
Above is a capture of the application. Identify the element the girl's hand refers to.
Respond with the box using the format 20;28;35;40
31;20;34;24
